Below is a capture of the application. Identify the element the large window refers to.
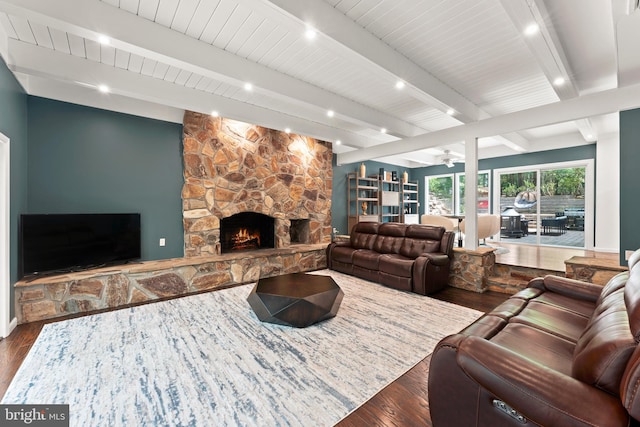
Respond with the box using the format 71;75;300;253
456;171;491;215
425;174;454;215
425;172;490;216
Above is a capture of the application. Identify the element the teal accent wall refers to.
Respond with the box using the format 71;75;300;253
27;97;184;261
411;145;596;216
0;55;28;320
620;109;640;265
331;157;408;234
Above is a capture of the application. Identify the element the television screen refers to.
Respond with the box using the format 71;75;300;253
19;213;141;279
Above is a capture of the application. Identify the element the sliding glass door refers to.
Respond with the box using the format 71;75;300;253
494;161;592;248
539;167;585;247
499;170;537;240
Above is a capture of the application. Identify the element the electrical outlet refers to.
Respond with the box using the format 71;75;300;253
159;238;166;247
626;250;634;261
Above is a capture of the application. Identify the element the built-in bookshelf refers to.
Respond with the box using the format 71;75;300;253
401;180;419;224
347;172;419;232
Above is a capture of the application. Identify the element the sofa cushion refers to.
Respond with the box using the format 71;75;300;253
377;222;407;237
488;298;528;320
530;292;596;318
373;223;406;254
330;246;356;264
510;287;544;301
460;315;507;339
491;323;575;375
352;249;381;270
400;225;444;258
349;222;379;250
624;269;640;339
572;286;636;395
599;272;631;304
510;301;589;342
379;253;413;278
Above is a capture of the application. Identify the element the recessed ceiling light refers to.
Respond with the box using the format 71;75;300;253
285;127;291;134
327;110;335;117
305;27;317;40
381;127;387;134
553;77;565;86
98;34;110;45
335;140;341;145
211;110;219;117
446;108;455;116
395;80;405;90
587;134;594;139
524;23;539;36
244;82;253;91
98;84;109;93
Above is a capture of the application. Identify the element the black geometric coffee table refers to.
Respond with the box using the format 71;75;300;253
247;273;344;328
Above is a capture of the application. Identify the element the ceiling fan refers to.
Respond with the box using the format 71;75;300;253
441;150;465;168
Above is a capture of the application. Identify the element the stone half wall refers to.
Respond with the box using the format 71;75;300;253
182;112;333;257
14;245;326;323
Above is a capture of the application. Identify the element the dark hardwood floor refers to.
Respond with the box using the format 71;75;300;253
0;285;508;426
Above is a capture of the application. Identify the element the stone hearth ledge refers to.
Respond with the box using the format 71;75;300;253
14;244;327;324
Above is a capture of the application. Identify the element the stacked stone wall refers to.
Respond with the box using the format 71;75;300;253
182;112;333;256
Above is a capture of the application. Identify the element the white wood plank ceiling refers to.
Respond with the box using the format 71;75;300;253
0;0;632;167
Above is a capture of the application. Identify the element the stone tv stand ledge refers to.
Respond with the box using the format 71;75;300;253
15;244;326;324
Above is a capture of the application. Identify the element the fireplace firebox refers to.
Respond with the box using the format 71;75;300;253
220;212;275;253
290;219;310;244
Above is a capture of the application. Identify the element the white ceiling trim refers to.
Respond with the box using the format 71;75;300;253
617;10;640;86
9;39;377;148
16;72;186;124
338;82;640;164
256;0;534;154
0;0;424;139
254;0;480;122
500;0;597;141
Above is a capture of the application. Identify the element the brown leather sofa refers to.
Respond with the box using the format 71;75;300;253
428;249;640;427
326;222;454;295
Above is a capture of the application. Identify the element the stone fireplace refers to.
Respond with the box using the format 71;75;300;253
12;112;333;324
181;112;333;257
220;212;275;253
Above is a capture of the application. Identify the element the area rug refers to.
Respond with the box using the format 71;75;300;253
2;270;482;426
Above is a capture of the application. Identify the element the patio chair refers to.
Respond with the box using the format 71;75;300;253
420;214;456;232
460;214;501;245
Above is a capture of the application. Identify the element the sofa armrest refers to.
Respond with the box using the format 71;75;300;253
419;252;449;266
326;242;352;269
458;336;629;427
528;275;601;302
331;241;352;248
412;253;451;295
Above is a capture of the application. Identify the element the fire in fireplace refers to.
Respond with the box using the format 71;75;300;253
231;228;261;250
220;212;275;253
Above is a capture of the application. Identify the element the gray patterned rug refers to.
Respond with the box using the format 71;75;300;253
2;270;482;426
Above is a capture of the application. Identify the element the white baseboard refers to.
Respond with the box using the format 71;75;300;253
2;316;17;338
592;246;619;254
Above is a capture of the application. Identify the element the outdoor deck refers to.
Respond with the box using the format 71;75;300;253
500;228;585;247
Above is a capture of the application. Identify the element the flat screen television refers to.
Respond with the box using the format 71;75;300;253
19;213;141;279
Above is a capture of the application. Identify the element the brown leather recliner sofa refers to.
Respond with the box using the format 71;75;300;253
429;249;640;427
326;222;454;295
